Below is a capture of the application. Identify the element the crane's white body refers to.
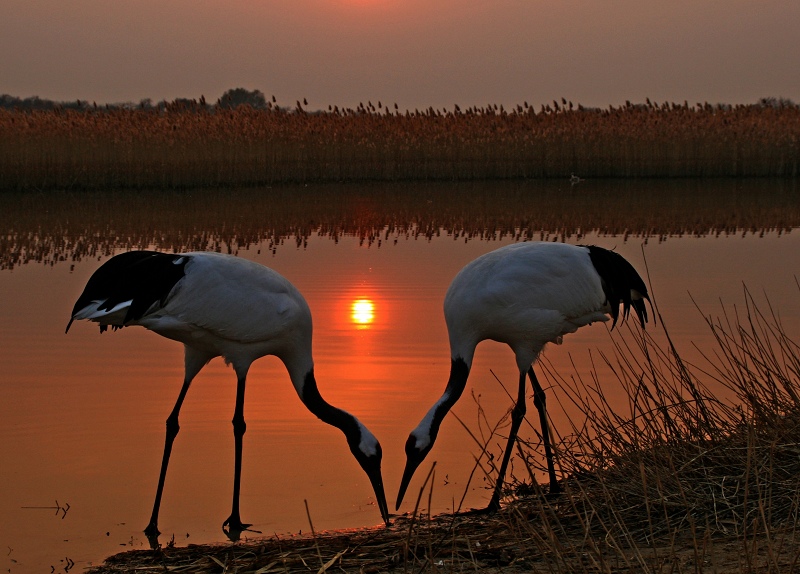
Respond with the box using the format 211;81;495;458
72;252;314;387
445;242;610;371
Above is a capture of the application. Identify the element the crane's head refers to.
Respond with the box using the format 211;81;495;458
396;430;434;510
348;424;390;525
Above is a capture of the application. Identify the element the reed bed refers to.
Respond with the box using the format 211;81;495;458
86;286;800;573
1;100;798;190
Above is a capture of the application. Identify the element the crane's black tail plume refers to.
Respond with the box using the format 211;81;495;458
584;245;649;328
66;251;188;333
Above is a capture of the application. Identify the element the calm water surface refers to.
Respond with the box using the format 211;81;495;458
1;180;798;571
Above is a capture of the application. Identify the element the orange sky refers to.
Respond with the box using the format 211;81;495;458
2;1;798;109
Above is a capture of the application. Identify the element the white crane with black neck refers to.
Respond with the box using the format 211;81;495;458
396;242;650;511
66;250;389;543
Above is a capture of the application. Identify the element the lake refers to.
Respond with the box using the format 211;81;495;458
1;179;798;571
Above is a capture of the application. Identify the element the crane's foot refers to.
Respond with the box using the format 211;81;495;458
484;481;562;513
486;497;502;513
143;522;161;549
454;505;495;518
222;515;259;541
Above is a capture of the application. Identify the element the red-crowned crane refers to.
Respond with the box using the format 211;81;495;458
395;242;649;511
66;251;389;542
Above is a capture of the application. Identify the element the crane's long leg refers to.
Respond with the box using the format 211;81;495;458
528;367;560;495
222;372;250;535
145;348;211;546
144;376;192;542
487;370;527;511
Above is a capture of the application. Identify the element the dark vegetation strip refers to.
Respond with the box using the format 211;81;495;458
1;99;798;191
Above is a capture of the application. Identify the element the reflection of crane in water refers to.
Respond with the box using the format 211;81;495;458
396;242;649;511
66;251;389;543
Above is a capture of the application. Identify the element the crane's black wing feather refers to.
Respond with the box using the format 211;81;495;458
583;245;649;328
67;251;188;332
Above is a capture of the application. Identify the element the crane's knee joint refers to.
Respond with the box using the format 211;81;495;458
512;401;527;422
232;417;247;436
166;415;180;437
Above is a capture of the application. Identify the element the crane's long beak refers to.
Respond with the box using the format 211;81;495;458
395;455;422;510
365;465;390;525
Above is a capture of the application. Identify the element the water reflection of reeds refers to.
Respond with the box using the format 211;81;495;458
2;179;797;270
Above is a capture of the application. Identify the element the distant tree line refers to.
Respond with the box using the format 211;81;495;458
0;88;278;112
0;89;796;113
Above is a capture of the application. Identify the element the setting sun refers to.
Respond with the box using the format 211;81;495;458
351;298;375;326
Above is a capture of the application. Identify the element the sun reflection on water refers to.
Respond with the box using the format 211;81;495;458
350;298;375;327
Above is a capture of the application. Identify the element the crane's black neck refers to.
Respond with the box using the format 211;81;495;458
301;370;360;445
428;358;470;441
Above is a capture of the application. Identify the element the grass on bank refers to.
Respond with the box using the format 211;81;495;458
86;284;800;573
2;99;799;191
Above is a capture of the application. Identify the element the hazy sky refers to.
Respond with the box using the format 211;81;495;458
2;1;798;110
